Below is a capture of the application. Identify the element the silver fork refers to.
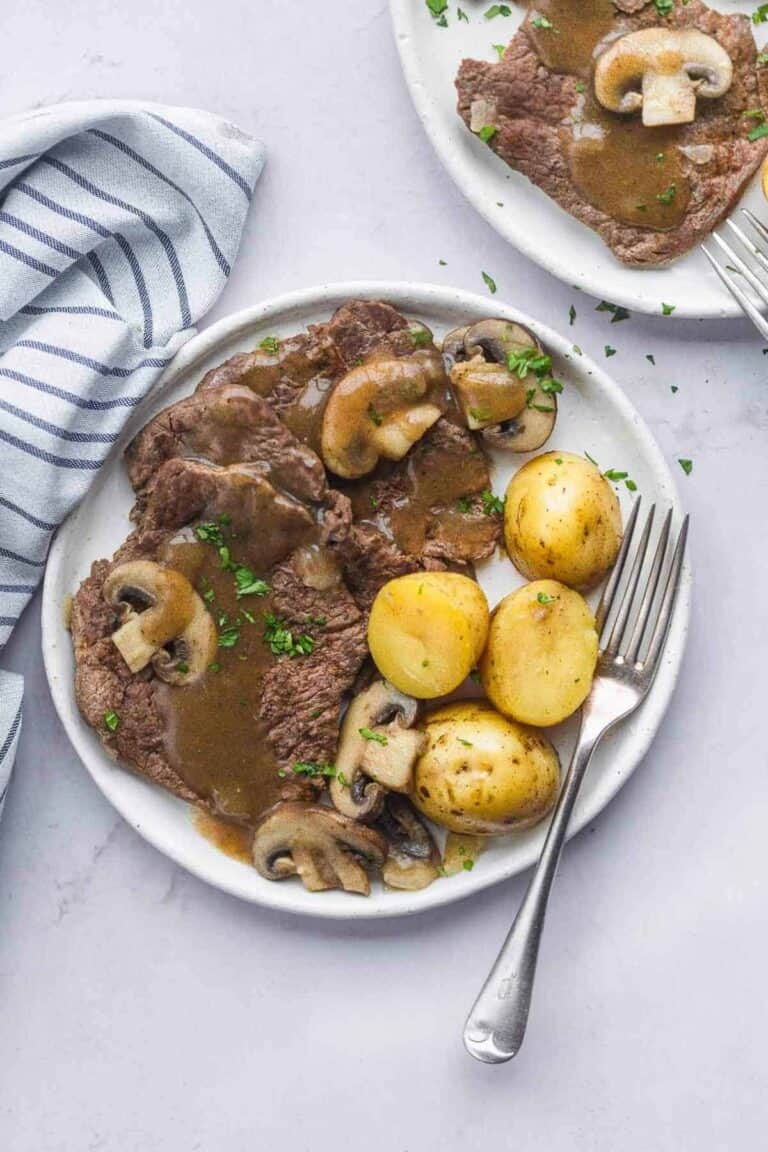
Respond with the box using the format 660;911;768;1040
464;499;689;1064
702;209;768;338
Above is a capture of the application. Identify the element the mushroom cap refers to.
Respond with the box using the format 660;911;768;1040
594;28;733;127
445;318;556;451
330;680;422;821
252;802;388;895
320;352;446;479
103;559;215;683
379;795;440;892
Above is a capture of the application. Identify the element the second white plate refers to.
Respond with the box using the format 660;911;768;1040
390;0;765;319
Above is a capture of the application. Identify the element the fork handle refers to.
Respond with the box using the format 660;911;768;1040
463;720;602;1064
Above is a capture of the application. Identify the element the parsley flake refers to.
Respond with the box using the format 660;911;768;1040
259;336;280;355
360;727;388;745
482;270;497;294
678;458;693;475
104;710;120;732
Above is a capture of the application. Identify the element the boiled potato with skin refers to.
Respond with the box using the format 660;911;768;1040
412;701;559;835
480;580;598;727
504;451;622;590
368;572;489;698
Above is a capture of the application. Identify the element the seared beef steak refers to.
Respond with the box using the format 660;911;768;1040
71;299;501;830
126;385;327;510
456;1;768;266
71;517;367;823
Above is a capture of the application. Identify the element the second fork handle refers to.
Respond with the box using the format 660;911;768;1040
463;719;603;1064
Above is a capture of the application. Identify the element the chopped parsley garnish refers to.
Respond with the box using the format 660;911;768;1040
411;328;432;348
744;108;766;122
655;152;665;163
195;521;226;547
506;347;552;378
670;384;678;393
661;302;676;315
426;0;448;16
259;336;280;355
438;258;447;266
678;458;693;476
569;304;576;326
104;710;120;732
484;3;511;17
626;479;638;492
359;727;388;745
208;662;221;673
482;270;497;294
654;0;674;15
202;587;215;603
531;14;555;29
747;122;768;142
656;184;677;204
469;406;492;423
456;496;473;513
758;51;768;64
753;4;768;24
604;345;617;358
458;738;474;747
217;614;241;649
367;404;383;426
596;300;630;323
480;488;505;516
176;662;190;674
526;388;555;413
263;613;315;658
603;469;628;482
233;565;270;598
574;81;586;93
536;592;558;605
292;762;338;779
457;6;468;20
369;494;379;510
478;124;497;143
462;858;475;872
492;43;506;60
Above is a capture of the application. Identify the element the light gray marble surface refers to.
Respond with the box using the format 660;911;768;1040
2;2;768;1149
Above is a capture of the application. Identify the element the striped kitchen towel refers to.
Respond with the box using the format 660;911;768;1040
0;99;264;822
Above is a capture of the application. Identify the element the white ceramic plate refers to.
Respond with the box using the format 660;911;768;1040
42;281;690;920
390;1;765;319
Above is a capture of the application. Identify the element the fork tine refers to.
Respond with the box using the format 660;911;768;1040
742;207;768;247
595;496;641;639
701;245;768;341
725;217;768;282
642;515;689;674
605;504;655;656
712;230;768;310
625;508;672;664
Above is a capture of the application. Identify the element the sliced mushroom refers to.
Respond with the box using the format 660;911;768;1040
252;802;387;895
320;353;445;479
103;560;216;683
594;28;733;128
330;680;426;821
444;319;557;451
379;795;441;892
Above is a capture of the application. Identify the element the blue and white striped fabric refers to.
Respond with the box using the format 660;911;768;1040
0;99;264;823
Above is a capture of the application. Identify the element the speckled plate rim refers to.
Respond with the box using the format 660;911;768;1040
42;281;691;920
389;0;765;320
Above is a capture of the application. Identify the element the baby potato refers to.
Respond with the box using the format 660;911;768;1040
504;451;622;590
368;572;489;698
480;580;598;727
412;701;560;835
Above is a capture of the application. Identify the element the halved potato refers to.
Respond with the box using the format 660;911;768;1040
480;580;598;726
367;572;489;698
412;700;560;835
504;451;622;591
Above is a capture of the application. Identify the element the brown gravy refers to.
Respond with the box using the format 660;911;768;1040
347;438;491;560
193;810;254;864
527;0;616;78
527;0;691;230
154;504;317;824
